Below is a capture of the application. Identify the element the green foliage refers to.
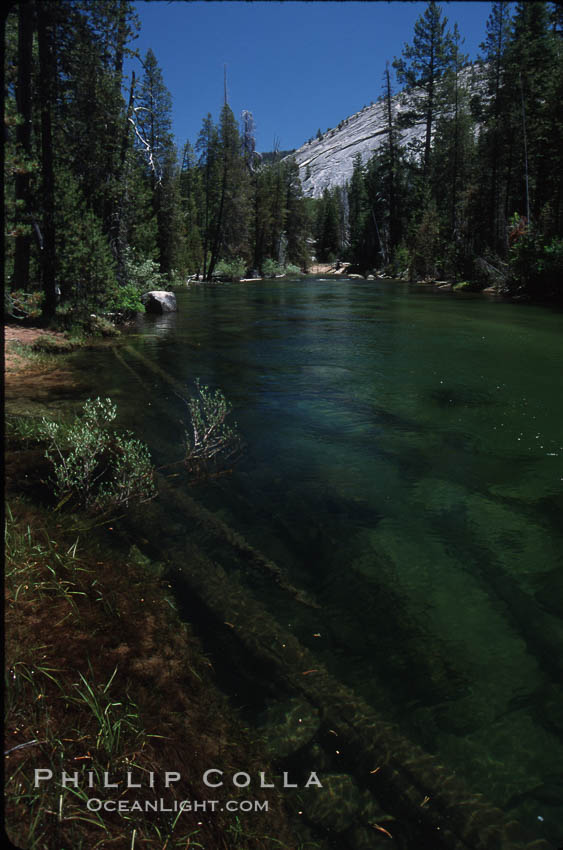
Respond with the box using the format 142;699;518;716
389;242;410;277
70;668;141;758
410;201;442;280
315;187;345;262
55;171;117;313
5;290;43;319
261;258;284;278
181;380;242;475
105;283;144;315
508;232;563;300
393;0;454;173
6;415;46;445
84;315;121;337
105;248;167;315
213;257;247;280
124;247;167;291
259;259;302;278
453;280;481;292
5;0;561;303
40;398;156;513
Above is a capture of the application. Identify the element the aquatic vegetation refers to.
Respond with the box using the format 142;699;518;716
40;397;156;513
179;379;242;476
5;414;46;445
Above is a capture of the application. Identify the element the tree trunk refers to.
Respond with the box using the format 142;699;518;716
13;0;34;291
206;164;226;280
384;64;398;250
114;70;136;285
107;0;130;282
37;1;57;320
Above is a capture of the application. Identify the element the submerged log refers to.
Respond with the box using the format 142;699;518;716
157;474;320;609
163;534;551;850
115;345;557;850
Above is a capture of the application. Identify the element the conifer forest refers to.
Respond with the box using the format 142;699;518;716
4;0;563;323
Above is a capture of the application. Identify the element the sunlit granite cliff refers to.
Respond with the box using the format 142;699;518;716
289;63;486;198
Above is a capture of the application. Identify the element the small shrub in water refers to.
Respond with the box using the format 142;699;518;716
40;398;156;512
180;379;242;476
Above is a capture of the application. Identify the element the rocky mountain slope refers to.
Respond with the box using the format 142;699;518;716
289;63;486;198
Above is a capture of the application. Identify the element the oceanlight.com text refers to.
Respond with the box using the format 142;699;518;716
86;798;269;813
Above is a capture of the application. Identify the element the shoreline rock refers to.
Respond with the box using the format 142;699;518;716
141;290;177;314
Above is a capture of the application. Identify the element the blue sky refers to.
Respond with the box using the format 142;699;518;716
125;1;495;154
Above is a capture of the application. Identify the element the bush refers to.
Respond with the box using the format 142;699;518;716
105;282;144;315
453;280;482;292
508;231;563;300
213;257;247;281
123;247;166;293
40;398;156;513
261;258;284;278
386;242;410;278
180;379;242;476
84;315;121;337
102;248;167;317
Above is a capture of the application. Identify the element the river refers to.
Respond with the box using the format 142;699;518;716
69;277;563;846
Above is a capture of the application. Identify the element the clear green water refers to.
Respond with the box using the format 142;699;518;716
70;278;563;842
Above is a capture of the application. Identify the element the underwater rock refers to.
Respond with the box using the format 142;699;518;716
141;290;177;314
301;742;333;772
409;477;469;516
358;789;397;825
535;573;563;619
127;545;164;577
256;697;320;760
536;684;563;736
127;545;151;569
295;773;363;833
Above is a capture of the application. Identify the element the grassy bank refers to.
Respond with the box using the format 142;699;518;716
3;331;304;850
4;497;300;850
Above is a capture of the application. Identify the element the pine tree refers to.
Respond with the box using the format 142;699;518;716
507;1;559;224
284;157;309;268
315;189;342;262
12;0;35;293
382;62;401;251
157;146;187;278
347;154;368;264
179;140;203;274
133;48;173;188
133;48;182;276
252;164;275;272
207;103;250;279
478;1;513;251
393;1;454;176
430;21;474;275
